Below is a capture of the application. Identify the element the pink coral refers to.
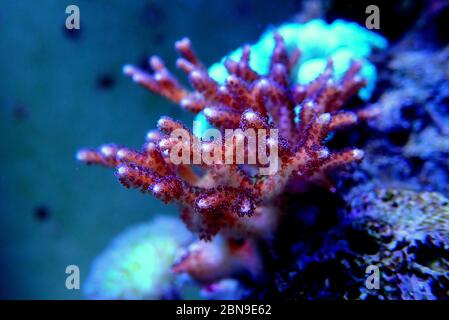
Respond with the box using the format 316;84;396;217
172;236;263;285
77;33;376;241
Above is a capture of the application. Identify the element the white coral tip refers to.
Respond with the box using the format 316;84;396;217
352;149;364;160
318;113;331;124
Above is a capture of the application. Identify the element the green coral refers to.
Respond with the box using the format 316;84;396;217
209;19;387;101
83;216;192;300
194;19;387;137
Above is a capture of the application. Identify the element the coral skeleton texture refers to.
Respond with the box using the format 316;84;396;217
77;33;376;240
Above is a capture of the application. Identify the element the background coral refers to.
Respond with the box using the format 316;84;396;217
245;186;449;300
208;19;387;101
84;216;192;299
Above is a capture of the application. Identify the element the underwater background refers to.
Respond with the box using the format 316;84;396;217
1;0;448;299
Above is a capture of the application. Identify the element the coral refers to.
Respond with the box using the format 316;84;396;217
346;187;449;299
77;31;376;241
172;235;263;285
404;127;449;158
370;47;449;134
83;216;192;300
357;44;449;194
208;20;387;101
248;187;449;300
348;188;449;242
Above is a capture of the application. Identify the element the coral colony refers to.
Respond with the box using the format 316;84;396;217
84;217;192;299
77;20;387;299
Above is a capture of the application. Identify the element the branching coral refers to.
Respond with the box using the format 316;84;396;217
77;33;377;241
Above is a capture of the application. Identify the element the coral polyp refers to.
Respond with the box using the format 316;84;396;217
77;32;375;241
